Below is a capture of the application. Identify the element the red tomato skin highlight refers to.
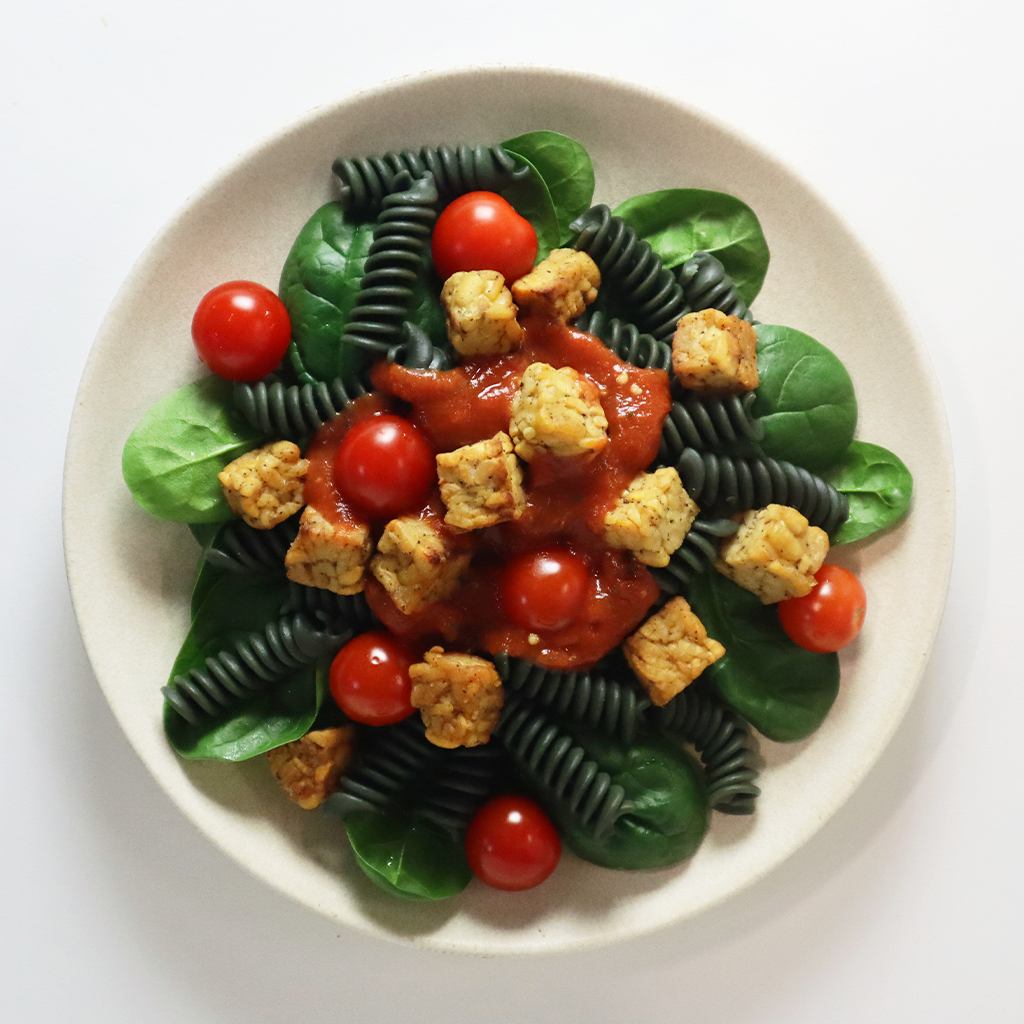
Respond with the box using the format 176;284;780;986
500;547;589;633
777;564;867;654
465;795;561;891
191;280;291;382
333;414;435;519
431;191;538;283
328;631;416;726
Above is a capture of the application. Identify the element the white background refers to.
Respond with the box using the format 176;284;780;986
3;1;1021;1021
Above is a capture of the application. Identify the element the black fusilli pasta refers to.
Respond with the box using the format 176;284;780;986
573;309;673;372
338;171;438;358
497;695;629;839
649;685;760;814
571;205;690;343
281;583;379;632
203;517;299;575
673;447;849;536
677;250;754;322
332;144;529;215
162;612;352;725
648;518;739;596
659;392;764;458
413;745;506;838
494;654;649;745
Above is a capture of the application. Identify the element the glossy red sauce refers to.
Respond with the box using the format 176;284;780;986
306;315;671;670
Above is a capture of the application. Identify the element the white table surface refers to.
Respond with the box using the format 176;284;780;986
4;2;1021;1020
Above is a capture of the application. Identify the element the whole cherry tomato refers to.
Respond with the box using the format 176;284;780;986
334;414;435;519
500;547;589;633
328;631;416;726
191;280;291;382
777;563;867;654
465;794;561;891
431;191;538;283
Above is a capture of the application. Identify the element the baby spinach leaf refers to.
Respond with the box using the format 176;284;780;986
162;571;325;761
345;809;472;901
543;730;708;871
753;324;858;472
502;130;595;250
278;203;375;382
827;440;914;544
612;189;770;304
687;571;840;742
122;375;262;523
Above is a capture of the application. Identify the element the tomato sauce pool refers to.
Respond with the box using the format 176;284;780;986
307;315;670;670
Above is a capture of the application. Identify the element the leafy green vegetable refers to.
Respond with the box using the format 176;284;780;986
345;810;472;901
277;202;445;382
122;376;263;523
753;324;858;472
687;571;840;742
544;731;708;870
502;130;595;252
163;571;325;760
828;440;913;544
612;189;770;304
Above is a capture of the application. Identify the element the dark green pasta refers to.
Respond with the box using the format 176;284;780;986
332;143;529;215
325;717;445;819
413;745;506;838
648;518;739;596
659;392;764;457
573;308;673;372
673;447;849;536
162;612;352;725
281;582;379;632
649;685;760;814
232;372;370;441
339;171;438;358
496;694;629;839
494;653;650;745
203;516;299;575
571;205;690;343
677;250;754;322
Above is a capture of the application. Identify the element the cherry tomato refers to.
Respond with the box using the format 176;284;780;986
191;280;291;382
465;795;561;891
328;631;416;726
431;191;538;283
500;547;589;633
777;564;867;654
334;414;435;518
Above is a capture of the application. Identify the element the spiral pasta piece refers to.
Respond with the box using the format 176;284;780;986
203;517;299;575
162;612;352;725
332;144;529;215
497;695;629;839
571;206;691;343
339;172;438;359
677;250;754;322
649;685;760;814
413;745;506;837
573;309;673;372
326;717;444;819
281;582;379;632
494;654;649;745
232;373;370;441
659;392;764;458
648;518;740;596
674;447;849;536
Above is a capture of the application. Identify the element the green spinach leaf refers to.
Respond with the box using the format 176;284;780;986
687;571;840;742
162;571;325;761
122;376;262;523
542;730;708;871
612;189;770;304
345;810;472;901
502;131;595;250
828;440;913;544
753;324;858;472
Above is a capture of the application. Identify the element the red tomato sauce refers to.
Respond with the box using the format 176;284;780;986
307;315;671;670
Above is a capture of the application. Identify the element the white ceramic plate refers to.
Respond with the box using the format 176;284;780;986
63;67;954;955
